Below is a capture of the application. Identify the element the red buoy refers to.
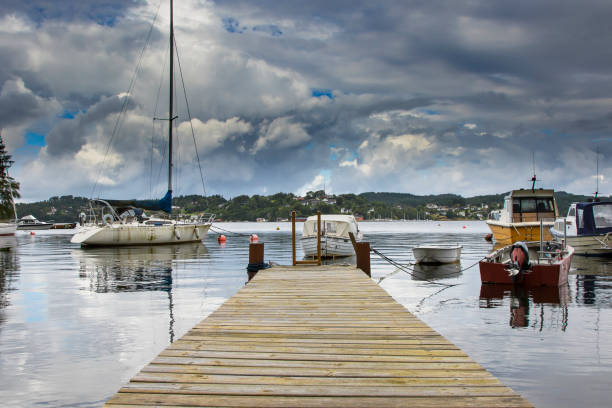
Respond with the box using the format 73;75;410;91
217;234;226;243
250;234;259;243
30;231;35;236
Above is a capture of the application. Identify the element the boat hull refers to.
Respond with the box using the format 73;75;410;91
17;223;53;230
301;236;355;258
71;223;211;246
550;228;612;256
479;243;574;286
413;246;461;264
486;221;553;246
0;223;17;236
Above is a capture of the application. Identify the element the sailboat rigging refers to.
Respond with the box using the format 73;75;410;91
71;0;214;246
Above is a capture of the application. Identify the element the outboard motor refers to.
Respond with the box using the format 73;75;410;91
507;241;530;279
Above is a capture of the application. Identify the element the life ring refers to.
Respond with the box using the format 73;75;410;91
102;214;113;225
194;227;200;239
174;227;181;240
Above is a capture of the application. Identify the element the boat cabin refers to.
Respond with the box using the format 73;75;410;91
503;189;558;223
563;201;612;236
302;215;359;238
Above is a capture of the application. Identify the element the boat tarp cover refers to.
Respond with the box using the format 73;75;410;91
577;202;612;235
104;190;173;214
302;215;357;238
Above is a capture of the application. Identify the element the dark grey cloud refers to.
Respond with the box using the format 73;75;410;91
3;0;612;200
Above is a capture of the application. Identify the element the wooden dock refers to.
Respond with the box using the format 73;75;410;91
105;265;532;407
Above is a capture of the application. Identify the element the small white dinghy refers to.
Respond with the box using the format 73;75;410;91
412;244;462;264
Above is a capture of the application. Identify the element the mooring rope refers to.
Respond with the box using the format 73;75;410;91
370;246;487;287
209;225;254;237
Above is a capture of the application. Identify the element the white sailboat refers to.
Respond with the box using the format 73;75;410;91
71;0;213;247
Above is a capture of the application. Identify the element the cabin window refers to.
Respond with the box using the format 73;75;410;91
325;222;337;233
593;205;612;229
536;199;554;212
521;199;537;212
578;209;584;229
512;199;520;213
568;207;576;217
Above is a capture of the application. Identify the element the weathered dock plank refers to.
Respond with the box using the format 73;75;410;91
104;265;532;407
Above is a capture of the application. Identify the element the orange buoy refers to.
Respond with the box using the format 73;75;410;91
250;234;259;243
30;231;35;235
217;234;226;243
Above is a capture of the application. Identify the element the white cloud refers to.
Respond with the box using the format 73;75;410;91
251;116;310;153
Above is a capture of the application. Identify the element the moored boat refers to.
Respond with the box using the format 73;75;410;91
412;244;462;264
50;222;77;229
300;214;362;258
70;0;213;247
550;201;612;256
479;240;574;286
486;176;558;246
17;215;53;230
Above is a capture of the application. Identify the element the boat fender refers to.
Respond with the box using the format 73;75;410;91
102;214;113;225
174;227;181;240
194;227;200;239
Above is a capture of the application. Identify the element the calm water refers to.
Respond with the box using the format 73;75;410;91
1;221;611;407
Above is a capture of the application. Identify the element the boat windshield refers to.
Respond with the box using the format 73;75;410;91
593;205;612;229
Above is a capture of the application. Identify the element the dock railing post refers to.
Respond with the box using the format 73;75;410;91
293;211;320;265
317;210;321;265
248;242;264;281
349;232;371;277
292;211;296;266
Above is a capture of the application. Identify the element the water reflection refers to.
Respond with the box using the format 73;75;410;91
412;262;462;281
72;242;208;342
0;237;18;326
479;284;570;329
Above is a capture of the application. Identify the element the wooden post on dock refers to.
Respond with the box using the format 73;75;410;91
248;242;265;281
292;210;321;266
349;232;371;277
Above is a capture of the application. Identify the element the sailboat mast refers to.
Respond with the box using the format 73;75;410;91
168;0;174;194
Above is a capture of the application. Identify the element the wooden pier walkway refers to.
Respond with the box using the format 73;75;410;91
105;265;532;407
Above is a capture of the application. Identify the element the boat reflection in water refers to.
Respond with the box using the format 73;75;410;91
412;262;462;281
72;242;208;341
571;255;612;306
0;236;18;325
479;284;570;329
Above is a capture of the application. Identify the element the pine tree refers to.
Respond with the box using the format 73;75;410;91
0;132;20;221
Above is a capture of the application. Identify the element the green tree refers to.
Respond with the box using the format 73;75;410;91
0;133;20;221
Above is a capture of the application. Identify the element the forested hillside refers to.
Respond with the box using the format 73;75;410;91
15;190;610;223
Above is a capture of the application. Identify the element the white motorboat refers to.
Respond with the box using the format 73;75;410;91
17;214;53;230
71;0;213;247
300;214;362;258
550;201;612;256
413;244;462;264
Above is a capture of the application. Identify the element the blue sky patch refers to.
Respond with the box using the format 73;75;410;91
25;132;46;147
253;24;283;36
60;110;78;119
312;89;333;99
223;17;246;34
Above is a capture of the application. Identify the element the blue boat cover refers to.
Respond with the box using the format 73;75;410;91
576;202;612;235
104;190;173;214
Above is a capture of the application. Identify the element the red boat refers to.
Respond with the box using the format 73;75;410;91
479;241;574;286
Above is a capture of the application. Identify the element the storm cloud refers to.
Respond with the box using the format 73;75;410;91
2;0;612;201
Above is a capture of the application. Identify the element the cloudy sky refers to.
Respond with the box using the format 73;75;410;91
2;0;612;202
